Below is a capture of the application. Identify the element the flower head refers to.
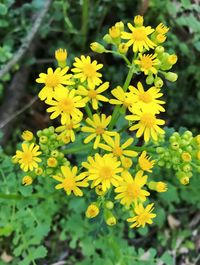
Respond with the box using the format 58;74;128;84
115;170;150;207
127;203;156;228
81;114;116;149
72;55;103;88
13;143;41;172
121;22;156;52
149;181;167;192
99;133;137;159
126;109;165;142
47;157;58;168
77;82;109;110
22;130;34;141
85;204;99;218
134;53;159;75
53;166;88;196
106;216;117;226
46;87;85;124
22;176;33;186
128;82;165;114
82;153;123;191
109;86;133;110
36;67;74;101
138;151;155;172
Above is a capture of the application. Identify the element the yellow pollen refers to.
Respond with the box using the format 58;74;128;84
96;126;104;135
88;90;97;99
141;113;156;127
83;64;96;77
113;146;123;157
133;28;146;41
100;166;113;179
45;74;59;87
59;98;74;113
139;92;152;103
140;56;153;69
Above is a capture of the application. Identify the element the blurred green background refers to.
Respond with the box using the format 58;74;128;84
0;0;200;264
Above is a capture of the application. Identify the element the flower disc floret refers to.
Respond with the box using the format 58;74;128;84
134;53;159;75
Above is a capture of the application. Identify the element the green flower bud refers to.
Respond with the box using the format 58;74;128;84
171;142;179;150
37;130;42;137
165;72;178;82
51;150;59;157
39;136;48;144
105;201;114;210
155;46;165;54
90;42;106;53
103;34;113;44
154;77;163;88
146;75;154;85
156;147;164;153
158;160;165;167
182;164;191;173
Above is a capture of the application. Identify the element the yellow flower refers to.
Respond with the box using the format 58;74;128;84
46;87;85;125
56;116;81;142
95;185;106;196
156;23;169;35
35;167;43;175
53;166;88;196
13;143;41;172
72;55;103;88
21;130;34;141
109;86;133;110
138;151;155;172
134;15;144;27
82;153;123;191
134;53;160;75
109;26;121;39
115;170;150;207
36;67;74;101
47;157;58;168
55;48;67;67
127;203;156;228
81;114;116;149
85;204;99;218
128;82;165;114
121;157;133;171
22;176;33;186
149;181;167;192
126;109;165;142
121;23;156;52
99;133;137;159
181;152;191;162
106;216;117;226
77;82;109;110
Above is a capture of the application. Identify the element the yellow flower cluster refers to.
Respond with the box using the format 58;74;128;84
13;15;190;229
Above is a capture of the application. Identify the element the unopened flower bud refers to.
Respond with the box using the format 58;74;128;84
118;43;128;54
22;176;33;186
154;77;163;88
105;201;114;210
90;42;105;53
165;72;178;82
85;204;99;218
22;130;33;141
146;75;154;85
134;15;144;27
55;48;67;68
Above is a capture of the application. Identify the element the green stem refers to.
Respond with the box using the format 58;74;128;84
63;143;93;154
0;192;57;200
108;64;136;130
85;104;93;119
81;0;89;50
105;50;131;66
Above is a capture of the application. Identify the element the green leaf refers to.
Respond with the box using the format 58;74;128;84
0;4;7;15
160;251;173;265
32;246;48;259
181;0;191;9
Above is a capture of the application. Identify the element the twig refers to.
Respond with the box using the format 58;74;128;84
0;96;38;129
0;0;52;79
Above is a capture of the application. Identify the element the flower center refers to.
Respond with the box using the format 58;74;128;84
133;28;146;41
100;166;113;179
66;122;74;130
140;56;153;69
83;63;96;77
113;146;123;157
141;113;156;128
22;151;33;164
88;90;97;99
140;159;151;170
126;183;140;198
63;177;76;191
139;92;152;103
137;212;149;225
45;74;59;87
59;98;74;113
96;126;105;135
